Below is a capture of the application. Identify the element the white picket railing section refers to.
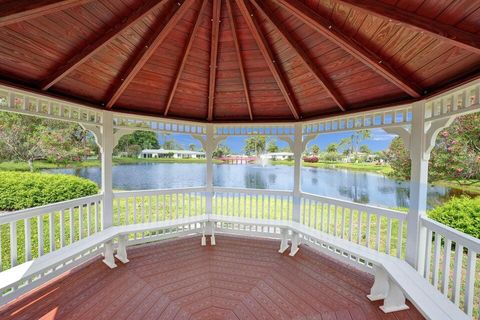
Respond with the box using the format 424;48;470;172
420;216;480;318
0;194;103;271
112;188;207;244
300;192;408;258
1;188;480;318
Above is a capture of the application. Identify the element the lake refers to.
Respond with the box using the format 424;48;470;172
44;163;476;209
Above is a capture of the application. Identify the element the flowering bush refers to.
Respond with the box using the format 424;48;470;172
303;156;319;163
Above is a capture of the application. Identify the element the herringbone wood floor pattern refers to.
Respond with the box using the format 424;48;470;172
0;235;424;320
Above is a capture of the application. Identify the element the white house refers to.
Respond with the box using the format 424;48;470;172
139;149;205;159
262;152;294;161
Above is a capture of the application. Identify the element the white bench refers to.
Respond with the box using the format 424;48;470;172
0;215;470;320
289;222;469;320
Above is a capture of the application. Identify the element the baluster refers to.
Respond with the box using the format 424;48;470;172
451;243;463;305
424;230;433;279
133;197;137;239
464;250;477;316
115;198;120;225
69;208;74;245
348;207;353;241
334;206;338;237
327;204;331;234
95;201;99;231
244;194;247;219
441;239;452;295
375;215;381;251
314;201;319;231
156;194;160;221
386;218;392;255
261;194;265;219
432;232;442;289
252;195;255;219
10;221;17;267
50;212;55;251
255;194;259;219
162;194;166;220
340;207;345;238
87;203;91;236
365;213;371;247
169;194;172;220
25;218;31;261
267;195;271;220
396;220;403;258
357;211;362;244
320;203;325;232
60;210;65;248
141;196;145;224
150;195;153;221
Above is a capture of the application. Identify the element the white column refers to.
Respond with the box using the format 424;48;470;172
205;124;215;216
292;123;303;223
101;111;114;229
407;101;428;270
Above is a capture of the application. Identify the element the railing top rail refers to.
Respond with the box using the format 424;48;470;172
421;216;480;252
213;187;293;196
113;187;208;197
301;191;407;220
0;194;103;224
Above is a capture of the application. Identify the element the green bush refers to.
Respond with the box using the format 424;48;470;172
0;172;98;211
428;196;480;239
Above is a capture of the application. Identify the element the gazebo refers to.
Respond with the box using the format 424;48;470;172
0;0;479;319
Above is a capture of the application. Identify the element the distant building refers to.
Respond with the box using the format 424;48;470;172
139;149;205;159
262;152;294;161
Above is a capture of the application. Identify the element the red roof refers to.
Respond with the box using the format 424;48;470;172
0;0;479;122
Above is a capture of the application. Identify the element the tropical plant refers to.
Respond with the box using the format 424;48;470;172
244;136;266;156
311;144;320;155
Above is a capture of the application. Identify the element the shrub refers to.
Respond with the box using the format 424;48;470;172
303;156;319;163
428;196;480;239
0;171;98;211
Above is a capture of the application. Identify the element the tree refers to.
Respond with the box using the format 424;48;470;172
359;145;371;154
0;112;93;171
213;144;231;158
386;113;480;183
267;139;279;153
244;136;266;156
162;139;176;150
311;144;320;155
339;130;371;156
115;130;159;157
188;143;196;151
326;143;338;153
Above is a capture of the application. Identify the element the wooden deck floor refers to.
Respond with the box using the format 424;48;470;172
0;235;424;320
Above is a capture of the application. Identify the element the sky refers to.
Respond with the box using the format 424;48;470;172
158;128;396;154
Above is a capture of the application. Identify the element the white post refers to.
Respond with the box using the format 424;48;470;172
407;101;428;270
205;124;215;216
101;111;114;229
292;123;303;223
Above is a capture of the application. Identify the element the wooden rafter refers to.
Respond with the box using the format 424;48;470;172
0;0;94;27
336;0;480;56
235;0;300;120
164;0;208;117
40;0;165;91
250;0;346;112
207;0;221;121
106;0;193;109
226;0;253;120
275;0;422;98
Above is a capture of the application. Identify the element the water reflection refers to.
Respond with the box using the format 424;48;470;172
44;163;478;209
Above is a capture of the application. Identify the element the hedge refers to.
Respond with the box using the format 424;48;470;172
428;196;480;239
0;171;99;211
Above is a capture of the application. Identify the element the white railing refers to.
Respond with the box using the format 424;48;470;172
112;187;207;244
300;192;408;258
421;216;480;318
0;194;103;271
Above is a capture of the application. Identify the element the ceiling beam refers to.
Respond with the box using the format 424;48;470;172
226;0;253;120
207;0;222;121
275;0;422;98
164;0;208;117
336;0;480;56
250;0;346;112
106;0;193;109
40;0;165;90
0;0;94;27
235;0;300;120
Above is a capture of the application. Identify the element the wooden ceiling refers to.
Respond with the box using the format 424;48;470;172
0;0;479;122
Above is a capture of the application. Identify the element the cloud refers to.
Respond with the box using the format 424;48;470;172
370;128;396;141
